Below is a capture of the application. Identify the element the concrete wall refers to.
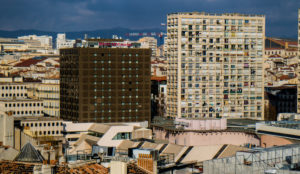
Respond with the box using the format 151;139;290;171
260;134;293;148
175;118;227;130
110;161;127;174
0;112;14;147
14;127;38;150
153;128;259;146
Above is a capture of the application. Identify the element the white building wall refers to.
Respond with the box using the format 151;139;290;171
0;112;14;147
167;12;265;119
0;100;44;117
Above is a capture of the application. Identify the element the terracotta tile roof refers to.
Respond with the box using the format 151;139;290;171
58;163;109;174
279;75;293;81
0;161;35;173
69;163;109;174
14;57;47;67
127;162;148;174
151;76;166;81
0;161;109;174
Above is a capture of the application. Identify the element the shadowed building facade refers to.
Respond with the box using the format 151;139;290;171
60;39;151;123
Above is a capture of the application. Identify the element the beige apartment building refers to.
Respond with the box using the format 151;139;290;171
20;117;63;137
0;83;28;99
36;79;60;117
0;99;43;117
166;12;265;119
138;37;157;57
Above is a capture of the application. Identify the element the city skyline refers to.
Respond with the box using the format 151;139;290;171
0;0;300;38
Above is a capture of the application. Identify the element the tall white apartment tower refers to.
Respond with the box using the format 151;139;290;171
297;9;300;113
166;12;265;119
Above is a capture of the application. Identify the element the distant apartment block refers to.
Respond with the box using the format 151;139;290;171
36;79;60;117
56;33;75;50
18;35;53;50
60;39;151;123
166;12;265;119
0;35;53;54
138;37;157;58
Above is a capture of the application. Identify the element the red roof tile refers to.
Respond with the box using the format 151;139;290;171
14;57;47;67
279;75;294;81
151;76;166;81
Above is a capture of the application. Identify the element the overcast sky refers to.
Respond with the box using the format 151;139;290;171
0;0;299;38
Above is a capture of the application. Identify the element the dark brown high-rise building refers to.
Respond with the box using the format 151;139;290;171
60;39;151;123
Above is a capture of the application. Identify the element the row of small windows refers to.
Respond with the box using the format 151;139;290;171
1;93;27;97
14;110;41;115
23;122;63;127
37;131;61;135
1;86;25;90
5;103;43;107
92;60;139;64
92;53;140;57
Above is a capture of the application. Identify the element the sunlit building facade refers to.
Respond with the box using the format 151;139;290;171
166;12;265;119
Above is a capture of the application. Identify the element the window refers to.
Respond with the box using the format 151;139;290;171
112;132;132;140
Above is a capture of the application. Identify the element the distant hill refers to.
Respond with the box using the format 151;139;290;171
0;28;295;47
0;27;166;46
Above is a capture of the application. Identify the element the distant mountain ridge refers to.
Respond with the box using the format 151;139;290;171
0;28;296;46
0;28;166;45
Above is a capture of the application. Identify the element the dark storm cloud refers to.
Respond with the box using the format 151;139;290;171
0;0;299;37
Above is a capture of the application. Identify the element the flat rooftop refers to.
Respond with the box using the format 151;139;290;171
15;116;62;122
151;117;256;133
241;143;300;154
0;98;42;102
261;121;300;130
168;12;264;18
